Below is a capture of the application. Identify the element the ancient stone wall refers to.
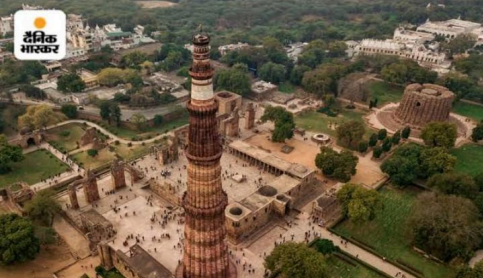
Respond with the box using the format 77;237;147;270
83;171;100;203
111;159;126;190
394;83;455;128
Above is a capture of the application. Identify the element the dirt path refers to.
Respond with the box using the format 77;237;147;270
53;216;91;259
0;242;75;278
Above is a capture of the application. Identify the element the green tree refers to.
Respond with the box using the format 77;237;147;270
290;65;311;86
99;101;121;126
381;63;408;84
409;193;483;262
401;126;411;139
421;122;457;149
18;105;66;130
261;106;295;142
0;135;24;174
336;120;365;149
314;239;340;255
57;73;86;93
358;140;369;153
427;172;478;199
61;104;78;119
131;113;148;131
153;114;164;126
302;64;347;96
472;121;483;142
24;190;61;226
120;51;149;69
369;133;378;147
19;85;46;100
0;214;40;265
373;146;383;158
98;68;126;87
336;183;381;223
265;242;328;278
315;147;358;182
382;137;392;152
418;147;456;178
381;143;422;187
259;62;286;84
87;149;98;157
214;68;251;96
441;33;477;56
392;130;401;145
377;129;387;140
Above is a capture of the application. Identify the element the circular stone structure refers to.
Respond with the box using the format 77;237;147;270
394;83;455;129
312;133;331;144
258;185;278;197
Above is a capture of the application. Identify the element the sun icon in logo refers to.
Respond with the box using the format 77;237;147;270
34;17;46;29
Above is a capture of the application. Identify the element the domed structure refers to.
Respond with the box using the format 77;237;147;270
393;83;454;129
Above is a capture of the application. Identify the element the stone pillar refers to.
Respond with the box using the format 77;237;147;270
68;184;79;210
111;159;126;190
245;103;255;130
98;243;114;270
83;170;100;204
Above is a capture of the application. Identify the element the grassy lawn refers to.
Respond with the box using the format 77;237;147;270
72;148;117;170
366;81;404;106
326;255;385;278
452;101;483;121
106;115;189;140
295;109;373;138
114;143;153;161
333;185;456;278
47;123;86;152
0;149;70;187
278;82;296;94
450;144;483;177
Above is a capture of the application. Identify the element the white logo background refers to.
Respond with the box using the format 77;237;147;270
14;10;66;60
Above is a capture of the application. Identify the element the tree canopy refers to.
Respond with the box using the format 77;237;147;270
18;105;66;130
24;190;61;227
336;183;382;223
421;122;457;149
264;242;328;278
336;120;365;149
57;73;86;93
427;172;479;199
214;67;251;96
261;106;295;143
0;135;24;174
409;193;483;262
0;214;40;265
315;146;358;182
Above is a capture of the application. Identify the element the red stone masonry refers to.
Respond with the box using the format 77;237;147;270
177;33;236;278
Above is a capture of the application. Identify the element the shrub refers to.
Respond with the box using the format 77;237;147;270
60;131;70;137
114;140;120;145
373;146;383;158
87;149;98;157
358;140;369;153
378;129;387;140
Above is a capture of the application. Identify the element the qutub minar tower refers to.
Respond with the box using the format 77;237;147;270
176;32;237;278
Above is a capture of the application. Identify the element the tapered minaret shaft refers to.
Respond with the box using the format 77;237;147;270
179;33;233;278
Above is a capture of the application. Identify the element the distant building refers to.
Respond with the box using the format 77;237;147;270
417;18;482;39
218;42;250;56
78;69;99;89
286;42;308;63
0;16;13;37
250;80;278;101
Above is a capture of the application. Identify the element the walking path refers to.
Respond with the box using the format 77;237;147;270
24;143;84;192
230;210;416;278
45;120;175;145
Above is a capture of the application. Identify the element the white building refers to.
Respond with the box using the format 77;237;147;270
393;28;435;44
0;16;13;36
286;42;308;63
218;43;250;56
417;18;482;39
354;39;446;66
